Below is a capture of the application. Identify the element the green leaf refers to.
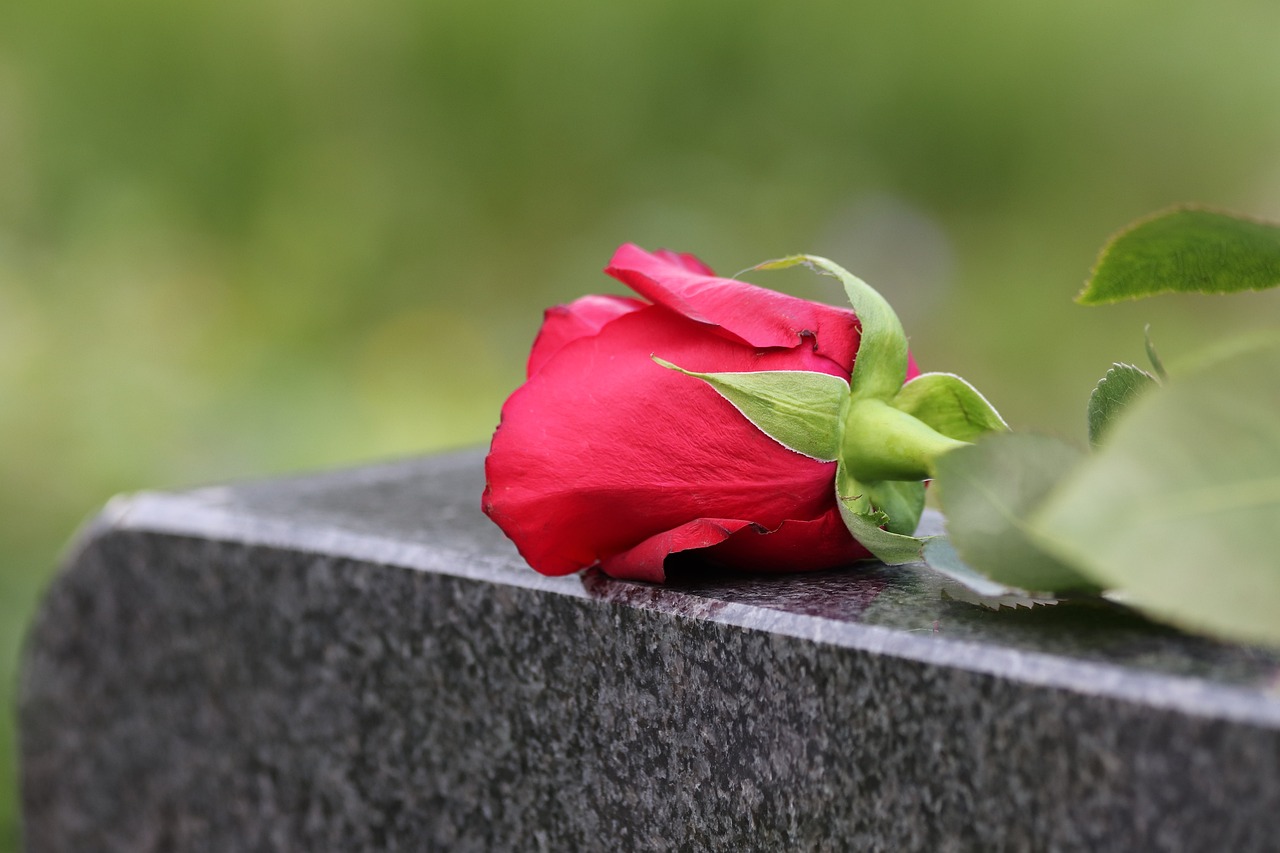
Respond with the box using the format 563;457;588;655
1031;336;1280;647
652;357;849;461
755;255;909;401
835;461;927;564
1087;363;1157;448
933;433;1102;593
1081;206;1280;304
922;538;1059;609
892;372;1009;442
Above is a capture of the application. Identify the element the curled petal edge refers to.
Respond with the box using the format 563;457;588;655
598;508;871;583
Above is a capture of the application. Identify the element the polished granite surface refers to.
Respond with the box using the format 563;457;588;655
106;448;1280;715
21;448;1280;851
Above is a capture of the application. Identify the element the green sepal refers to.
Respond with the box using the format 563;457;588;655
1086;363;1157;448
891;372;1009;442
866;479;927;536
834;460;928;565
1081;206;1280;304
652;357;849;461
755;254;909;401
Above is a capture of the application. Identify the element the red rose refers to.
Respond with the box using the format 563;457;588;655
483;244;917;582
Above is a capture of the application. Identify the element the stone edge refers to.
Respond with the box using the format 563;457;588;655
45;483;1278;733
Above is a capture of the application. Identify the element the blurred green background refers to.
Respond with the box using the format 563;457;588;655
3;0;1280;844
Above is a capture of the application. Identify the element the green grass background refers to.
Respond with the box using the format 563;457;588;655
3;0;1280;844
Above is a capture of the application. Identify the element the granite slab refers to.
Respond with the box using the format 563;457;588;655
19;449;1280;851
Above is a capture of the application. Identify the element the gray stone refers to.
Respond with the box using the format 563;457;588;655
19;449;1280;851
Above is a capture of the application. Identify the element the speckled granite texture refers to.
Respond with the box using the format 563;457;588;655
20;450;1280;851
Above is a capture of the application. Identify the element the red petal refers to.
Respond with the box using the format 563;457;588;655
596;505;871;583
697;505;871;572
526;294;647;377
598;518;753;583
484;305;847;577
606;243;862;372
651;248;716;276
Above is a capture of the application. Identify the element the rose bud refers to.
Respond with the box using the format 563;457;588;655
482;244;934;582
